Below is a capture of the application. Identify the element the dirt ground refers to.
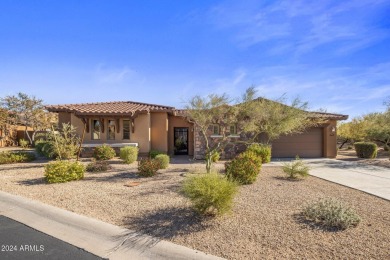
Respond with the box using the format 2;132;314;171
0;158;389;259
337;147;390;168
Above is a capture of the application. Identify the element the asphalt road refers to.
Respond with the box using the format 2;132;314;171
0;215;106;260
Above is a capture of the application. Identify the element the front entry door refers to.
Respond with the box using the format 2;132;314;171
174;127;188;155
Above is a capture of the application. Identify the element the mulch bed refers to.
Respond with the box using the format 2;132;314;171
0;160;389;259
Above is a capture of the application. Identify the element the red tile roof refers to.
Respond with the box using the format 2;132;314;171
46;101;174;116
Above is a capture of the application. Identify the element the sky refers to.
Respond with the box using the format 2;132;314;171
0;0;389;119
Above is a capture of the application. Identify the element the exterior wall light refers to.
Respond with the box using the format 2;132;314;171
330;126;336;136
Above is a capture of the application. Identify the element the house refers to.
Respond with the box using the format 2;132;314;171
46;101;348;158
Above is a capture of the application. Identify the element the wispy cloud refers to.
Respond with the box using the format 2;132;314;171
207;0;390;56
95;64;137;84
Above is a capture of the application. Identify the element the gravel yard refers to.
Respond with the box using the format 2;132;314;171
0;158;389;259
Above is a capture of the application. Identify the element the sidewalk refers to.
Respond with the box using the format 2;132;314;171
0;190;224;260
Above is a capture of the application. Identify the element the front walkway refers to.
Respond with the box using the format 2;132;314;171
268;158;390;201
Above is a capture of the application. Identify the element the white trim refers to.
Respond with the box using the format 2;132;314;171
210;135;223;138
228;135;240;138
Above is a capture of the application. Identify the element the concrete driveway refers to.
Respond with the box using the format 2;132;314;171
269;158;390;201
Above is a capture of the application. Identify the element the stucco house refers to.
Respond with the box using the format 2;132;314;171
46;101;348;159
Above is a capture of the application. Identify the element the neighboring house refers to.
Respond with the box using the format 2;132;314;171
46;101;348;158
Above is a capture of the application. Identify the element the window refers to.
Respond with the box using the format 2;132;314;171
123;120;130;139
230;125;237;135
108;120;115;140
212;124;220;135
92;120;101;140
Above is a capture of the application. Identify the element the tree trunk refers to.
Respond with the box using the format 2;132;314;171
338;139;349;149
76;119;87;162
24;126;33;145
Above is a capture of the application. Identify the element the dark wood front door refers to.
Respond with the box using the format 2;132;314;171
174;127;188;155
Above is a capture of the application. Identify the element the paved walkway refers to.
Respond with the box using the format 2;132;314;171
0;191;224;260
268;158;390;201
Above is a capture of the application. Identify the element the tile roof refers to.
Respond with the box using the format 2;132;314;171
308;111;348;120
46;101;174;116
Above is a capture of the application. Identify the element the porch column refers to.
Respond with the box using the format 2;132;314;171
147;111;151;152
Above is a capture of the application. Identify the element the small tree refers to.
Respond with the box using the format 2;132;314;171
185;94;238;173
365;112;390;148
238;87;321;144
1;93;57;145
45;123;80;160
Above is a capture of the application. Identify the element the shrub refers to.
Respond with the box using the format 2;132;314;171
210;150;220;162
120;146;138;164
44;123;80;159
155;154;169;169
247;143;272;163
302;198;361;230
44;161;85;183
93;144;116;161
225;151;262;185
35;140;55;158
86;161;112;172
182;173;238;216
149;150;165;159
282;156;310;179
384;145;389;151
0;151;36;164
354;142;377;159
138;158;160;177
19;138;30;149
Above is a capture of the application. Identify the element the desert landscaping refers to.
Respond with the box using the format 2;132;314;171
0;156;389;259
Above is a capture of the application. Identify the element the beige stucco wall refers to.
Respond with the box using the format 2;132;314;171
168;115;194;156
58;112;71;127
63;113;151;154
130;113;150;153
151;112;168;152
323;120;338;158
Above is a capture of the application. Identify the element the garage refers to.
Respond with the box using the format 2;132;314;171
271;127;324;158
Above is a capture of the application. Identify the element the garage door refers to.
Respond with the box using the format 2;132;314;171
271;128;323;158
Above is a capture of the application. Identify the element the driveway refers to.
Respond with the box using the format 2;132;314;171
269;158;390;201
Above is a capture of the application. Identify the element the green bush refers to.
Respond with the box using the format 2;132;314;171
155;154;169;169
120;146;138;164
44;161;85;183
0;151;36;164
149;150;165;159
182;173;238;216
247;143;272;163
86;161;112;172
210;150;220;162
35;140;55;158
19;138;30;149
354;142;377;159
225;151;262;185
302;198;361;230
93;144;116;161
138;158;160;177
282;156;310;179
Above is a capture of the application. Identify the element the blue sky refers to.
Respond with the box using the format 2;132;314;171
0;0;389;119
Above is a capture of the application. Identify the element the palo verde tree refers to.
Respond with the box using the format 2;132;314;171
238;87;321;144
365;112;390;148
337;116;369;149
1;92;57;145
185;93;238;173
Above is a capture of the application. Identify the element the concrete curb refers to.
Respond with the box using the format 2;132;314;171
0;191;224;260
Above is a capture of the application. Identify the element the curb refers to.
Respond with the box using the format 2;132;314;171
0;190;224;260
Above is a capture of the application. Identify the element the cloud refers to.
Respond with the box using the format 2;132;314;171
95;64;137;84
207;0;390;56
